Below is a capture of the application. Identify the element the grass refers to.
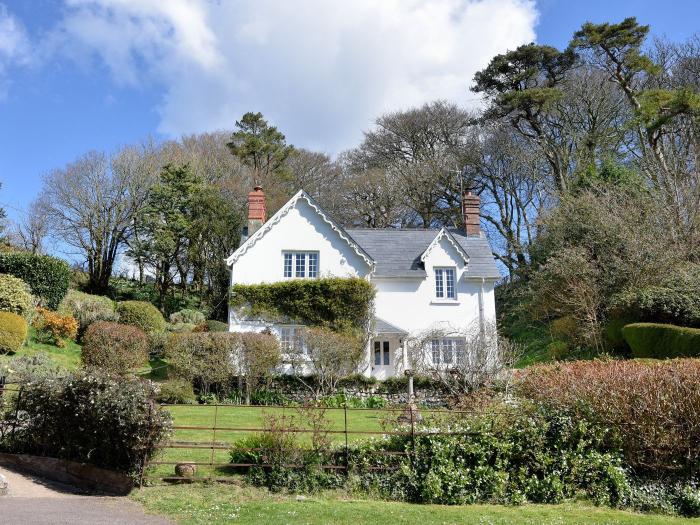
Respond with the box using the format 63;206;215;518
132;483;700;525
150;404;392;480
0;327;82;371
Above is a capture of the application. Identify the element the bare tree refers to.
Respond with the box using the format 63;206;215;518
9;198;49;254
41;146;156;293
407;321;521;396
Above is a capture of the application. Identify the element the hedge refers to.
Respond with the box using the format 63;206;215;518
622;323;700;359
0;253;71;309
0;311;28;353
0;273;34;319
82;321;149;375
230;277;375;333
116;300;166;333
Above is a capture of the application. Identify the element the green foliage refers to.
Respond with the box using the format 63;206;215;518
198;319;228;332
0;311;28;353
82;321;150;375
58;289;117;337
167;322;197;333
1;373;171;477
320;392;387;409
0;252;71;309
169;308;205;325
626;480;700;517
227;112;293;180
117;300;166;333
0;273;34;319
156;379;196;404
249;389;291;406
230;277;375;333
622;323;700;359
611;264;700;328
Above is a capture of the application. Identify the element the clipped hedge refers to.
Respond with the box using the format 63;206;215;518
622;323;700;359
0;252;71;309
0;311;28;353
230;277;375;332
169;308;205;325
0;273;34;319
82;321;149;375
116;300;166;333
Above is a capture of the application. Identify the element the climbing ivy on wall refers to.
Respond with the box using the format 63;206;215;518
230;277;375;333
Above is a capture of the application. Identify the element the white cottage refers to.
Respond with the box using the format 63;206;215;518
226;187;501;379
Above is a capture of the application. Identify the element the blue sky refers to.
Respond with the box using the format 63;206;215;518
1;0;699;230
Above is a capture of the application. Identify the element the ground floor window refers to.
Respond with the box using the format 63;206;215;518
431;337;466;365
374;340;390;366
279;325;306;354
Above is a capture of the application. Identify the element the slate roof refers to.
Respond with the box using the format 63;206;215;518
347;228;501;280
374;317;408;335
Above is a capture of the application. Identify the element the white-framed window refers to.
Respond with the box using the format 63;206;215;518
374;340;390;366
279;325;306;354
283;251;319;278
434;267;456;299
431;338;466;365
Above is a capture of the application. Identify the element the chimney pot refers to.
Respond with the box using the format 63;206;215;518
247;186;266;236
462;191;481;237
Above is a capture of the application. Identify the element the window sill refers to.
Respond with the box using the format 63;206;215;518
430;299;460;305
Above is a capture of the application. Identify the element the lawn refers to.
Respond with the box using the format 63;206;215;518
150;404;393;480
132;483;700;525
0;327;82;371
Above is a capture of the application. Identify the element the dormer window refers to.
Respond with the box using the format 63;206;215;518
283;251;319;278
434;267;456;299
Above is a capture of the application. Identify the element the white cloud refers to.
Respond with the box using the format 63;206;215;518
59;0;538;153
0;3;30;97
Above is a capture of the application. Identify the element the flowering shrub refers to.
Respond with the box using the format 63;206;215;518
82;321;149;375
516;359;700;475
1;373;171;477
0;274;34;319
32;308;78;347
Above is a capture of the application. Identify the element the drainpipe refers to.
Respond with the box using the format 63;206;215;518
478;277;486;338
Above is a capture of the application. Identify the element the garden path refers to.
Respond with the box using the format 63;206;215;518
0;465;172;524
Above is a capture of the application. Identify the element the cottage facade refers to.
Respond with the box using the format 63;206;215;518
226;187;500;379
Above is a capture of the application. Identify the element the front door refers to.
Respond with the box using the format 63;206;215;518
373;340;392;379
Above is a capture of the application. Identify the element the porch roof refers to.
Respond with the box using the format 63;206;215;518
374;317;408;336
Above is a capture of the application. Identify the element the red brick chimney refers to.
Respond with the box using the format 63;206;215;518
462;191;481;237
247;186;266;236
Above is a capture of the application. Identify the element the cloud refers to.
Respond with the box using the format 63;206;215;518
61;0;538;153
0;3;30;97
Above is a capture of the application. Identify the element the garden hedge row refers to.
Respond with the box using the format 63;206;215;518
622;323;700;359
0;253;71;309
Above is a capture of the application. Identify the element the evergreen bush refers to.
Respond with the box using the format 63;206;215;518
169;309;205;325
622;323;700;359
0;311;28;354
156;379;196;404
0;252;71;309
0;274;34;319
116;300;166;333
59;290;117;337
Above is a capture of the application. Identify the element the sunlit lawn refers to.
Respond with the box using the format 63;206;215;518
0;327;82;371
132;483;700;525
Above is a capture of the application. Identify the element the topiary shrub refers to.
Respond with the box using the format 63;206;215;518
169;309;205;325
1;372;171;477
622;323;700;359
32;307;78;348
0;274;34;319
58;289;118;337
156;379;196;404
167;322;197;333
0;311;28;354
116;300;165;333
82;321;149;375
0;252;71;309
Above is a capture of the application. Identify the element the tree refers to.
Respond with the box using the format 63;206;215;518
288;327;365;399
11;198;49;254
237;332;281;404
40;148;154;293
227;112;293;185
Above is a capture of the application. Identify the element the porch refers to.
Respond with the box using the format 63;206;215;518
369;318;408;380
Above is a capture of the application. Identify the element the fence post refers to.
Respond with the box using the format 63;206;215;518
409;401;415;462
343;394;349;471
10;385;23;446
210;403;219;482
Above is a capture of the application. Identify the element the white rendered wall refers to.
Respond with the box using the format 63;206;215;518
230;198;371;285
